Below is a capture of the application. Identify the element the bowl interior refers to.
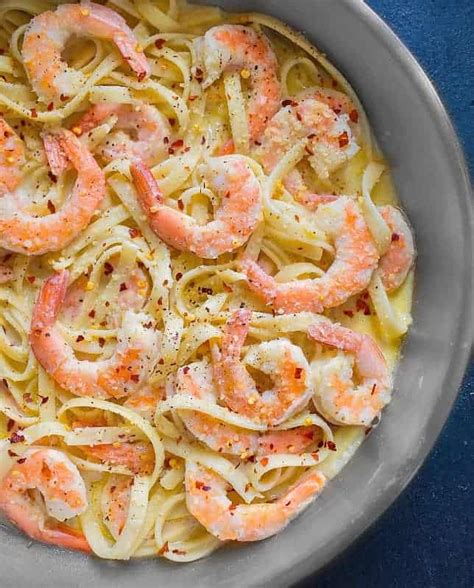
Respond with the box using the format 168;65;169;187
0;1;472;586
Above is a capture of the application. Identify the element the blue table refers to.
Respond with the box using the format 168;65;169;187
300;2;474;586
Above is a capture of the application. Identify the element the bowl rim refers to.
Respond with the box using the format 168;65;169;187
288;0;473;584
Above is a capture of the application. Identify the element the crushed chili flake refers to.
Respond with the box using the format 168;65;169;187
177;199;184;210
260;457;269;467
47;200;56;214
16;457;27;464
317;440;324;448
343;309;354;318
48;171;57;183
175;272;183;281
327;441;337;451
294;367;303;380
391;233;400;242
7;419;15;432
349;109;359;123
168;118;176;127
104;262;114;276
98;337;105;348
158;541;169;555
154;38;166;49
130;374;140;383
365;427;373;436
170;139;184;149
40;395;49;405
7;450;18;457
59;94;69;102
47;102;54;112
282;99;297;107
76;334;85;344
26;276;36;284
88;309;96;318
172;549;187;555
183;366;190;375
9;431;25;444
119;283;128;292
30;108;38;118
129;227;140;239
338;131;349;148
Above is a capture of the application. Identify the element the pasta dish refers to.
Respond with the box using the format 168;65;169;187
0;0;415;561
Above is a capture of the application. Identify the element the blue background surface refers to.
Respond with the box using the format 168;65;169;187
299;1;473;586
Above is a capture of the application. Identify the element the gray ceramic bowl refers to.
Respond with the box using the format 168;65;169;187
1;1;472;586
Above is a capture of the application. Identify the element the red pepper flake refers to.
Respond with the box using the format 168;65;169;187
294;367;303;380
172;549;187;555
157;296;163;306
26;276;36;284
311;452;320;461
365;427;373;436
129;227;140;239
163;136;169;144
356;297;371;316
158;541;169;555
282;99;297;107
158;358;164;365
317;440;324;448
98;337;105;348
327;441;337;451
17;457;27;464
168;118;176;127
154;38;166;49
47;102;54;112
30;108;38;118
229;504;237;511
59;94;69;102
9;431;25;443
338;131;349;148
349;109;359;123
177;199;184;211
194;67;204;82
304;145;314;156
260;457;269;467
175;272;183;281
23;393;33;403
343;310;354;318
307;133;317;140
222;283;232;293
7;450;18;457
88;309;96;318
285;501;292;507
188;95;198;102
76;335;84;343
170;139;184;149
48;171;57;183
183;366;190;375
371;384;377;396
47;200;56;214
40;395;49;405
119;283;128;292
391;233;400;242
130;374;140;383
7;419;15;432
104;262;114;276
195;480;206;490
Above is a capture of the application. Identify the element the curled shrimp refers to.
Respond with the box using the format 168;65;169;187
197;24;281;142
185;462;326;542
131;156;263;259
212;310;313;426
0;448;90;552
240;197;379;313
255;88;359;207
174;361;318;458
378;205;415;291
30;270;160;399
22;2;149;105
0;129;105;255
81;441;154;475
309;321;392;426
76;102;171;165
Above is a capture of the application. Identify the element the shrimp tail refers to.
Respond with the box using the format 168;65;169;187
308;321;360;354
31;270;68;331
44;523;91;553
130;161;164;210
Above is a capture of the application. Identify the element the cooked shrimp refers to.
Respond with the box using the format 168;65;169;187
378;205;415;291
309;321;392;426
0;129;105;255
76;103;171;165
131;156;263;259
240;197;379;313
185;462;326;542
0;448;90;552
0;117;25;194
30;270;160;399
255;88;359;207
22;2;149;105
100;476;132;540
198;25;281;142
174;361;318;457
81;441;154;475
212;310;313;426
124;385;164;422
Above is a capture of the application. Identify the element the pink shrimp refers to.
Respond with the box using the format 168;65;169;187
174;361;319;457
0;129;105;255
75;102;171;165
123;385;164;422
378;205;415;292
30;270;160;399
240;196;379;313
255;87;359;207
0;448;90;552
100;476;132;540
0;117;25;194
131;156;263;259
212;310;313;426
81;441;155;475
309;321;392;426
185;462;326;542
198;24;281;142
22;2;149;105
